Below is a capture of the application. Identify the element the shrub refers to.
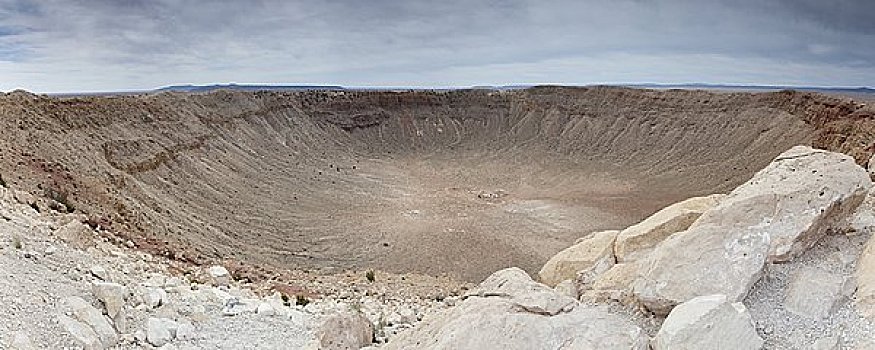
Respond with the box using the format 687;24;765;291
12;235;21;250
366;270;375;282
295;295;310;307
45;187;74;213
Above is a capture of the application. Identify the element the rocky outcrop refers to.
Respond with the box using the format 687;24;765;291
315;312;375;350
652;294;762;350
614;194;724;262
384;268;648;350
538;230;617;287
634;146;871;315
700;146;871;262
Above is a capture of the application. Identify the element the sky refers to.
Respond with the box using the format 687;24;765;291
0;0;873;93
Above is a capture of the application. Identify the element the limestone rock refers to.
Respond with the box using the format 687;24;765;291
92;282;127;332
385;268;648;350
175;320;197;341
473;267;576;316
58;315;103;350
256;302;276;316
615;194;724;262
856;233;875;319
538;230;618;287
63;296;118;348
633;224;770;316
634;146;870;315
785;268;853;319
92;282;124;318
553;279;578;299
582;262;640;304
316;312;374;350
652;294;762;350
696;146;871;262
208;265;231;286
146;317;178;347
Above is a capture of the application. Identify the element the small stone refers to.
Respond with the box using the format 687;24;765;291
144;287;167;309
146;317;178;347
90;265;109;281
256;302;276;316
44;245;57;255
175;320;196;341
208;265;231;286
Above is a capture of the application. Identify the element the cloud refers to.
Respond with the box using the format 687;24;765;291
0;0;873;92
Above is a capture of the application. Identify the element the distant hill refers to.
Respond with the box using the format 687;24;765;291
154;83;345;93
624;83;875;95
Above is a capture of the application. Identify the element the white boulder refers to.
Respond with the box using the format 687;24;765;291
208;265;231;286
146;317;178;347
634;146;871;315
538;230;618;287
62;296;118;348
652;294;762;350
58;315;103;350
315;312;374;350
384;267;648;350
615;194;724;262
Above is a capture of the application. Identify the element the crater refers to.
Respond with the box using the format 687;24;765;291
1;86;872;281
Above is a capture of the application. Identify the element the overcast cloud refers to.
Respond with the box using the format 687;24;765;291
0;0;873;92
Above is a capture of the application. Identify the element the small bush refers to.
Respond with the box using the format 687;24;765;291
295;295;310;307
281;294;291;307
45;187;74;213
12;235;22;250
366;270;375;282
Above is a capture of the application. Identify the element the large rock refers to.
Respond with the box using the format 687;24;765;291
58;315;103;350
652;294;762;350
785;267;853;319
615;194;724;262
384;267;648;350
92;282;125;328
62;296;118;348
538;230;618;287
634;146;871;315
696;146;871;262
315;312;374;350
